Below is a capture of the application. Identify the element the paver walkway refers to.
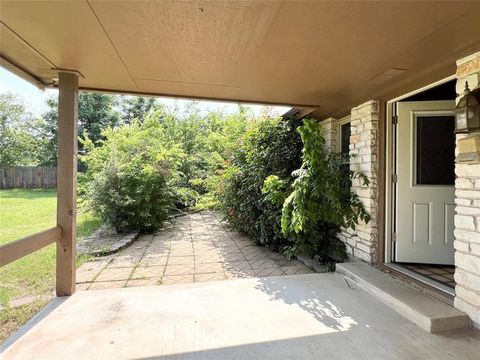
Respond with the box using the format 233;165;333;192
76;211;314;290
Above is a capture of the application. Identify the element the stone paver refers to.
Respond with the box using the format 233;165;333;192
76;258;109;282
76;211;314;290
131;265;165;279
94;267;134;282
88;280;126;290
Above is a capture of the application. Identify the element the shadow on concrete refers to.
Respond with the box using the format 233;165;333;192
254;276;358;332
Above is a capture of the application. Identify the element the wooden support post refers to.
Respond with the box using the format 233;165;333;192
56;72;78;296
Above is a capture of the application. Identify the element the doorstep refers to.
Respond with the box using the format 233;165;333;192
336;262;471;333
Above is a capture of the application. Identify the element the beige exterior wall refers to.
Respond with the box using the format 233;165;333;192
454;51;480;329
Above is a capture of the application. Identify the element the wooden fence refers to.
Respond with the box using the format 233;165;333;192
0;166;57;189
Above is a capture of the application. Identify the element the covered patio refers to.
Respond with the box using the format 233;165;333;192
2;273;479;359
1;1;480;358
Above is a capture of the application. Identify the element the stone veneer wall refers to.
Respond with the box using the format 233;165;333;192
319;117;337;151
336;100;379;263
454;51;480;328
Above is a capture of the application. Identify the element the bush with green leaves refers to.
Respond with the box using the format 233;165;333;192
81;115;183;232
264;119;370;263
219;116;303;250
149;104;257;210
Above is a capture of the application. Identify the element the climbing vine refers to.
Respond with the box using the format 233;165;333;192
264;119;370;263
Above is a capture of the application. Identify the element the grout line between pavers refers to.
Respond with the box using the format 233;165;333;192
124;234;156;286
200;212;228;280
211;212;250;255
84;255;118;290
210;212;253;277
189;213;197;283
161;222;184;283
211;211;290;275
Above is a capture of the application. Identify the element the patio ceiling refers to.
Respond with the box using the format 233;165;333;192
1;1;480;117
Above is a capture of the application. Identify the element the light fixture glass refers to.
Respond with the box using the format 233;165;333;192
455;82;480;134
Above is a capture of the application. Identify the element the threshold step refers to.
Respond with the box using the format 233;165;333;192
336;262;471;333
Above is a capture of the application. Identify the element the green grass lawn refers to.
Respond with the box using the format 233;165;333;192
0;189;102;342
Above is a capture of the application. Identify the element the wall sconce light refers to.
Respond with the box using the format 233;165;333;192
455;82;480;134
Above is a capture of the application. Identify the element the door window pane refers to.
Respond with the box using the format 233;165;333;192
415;115;455;185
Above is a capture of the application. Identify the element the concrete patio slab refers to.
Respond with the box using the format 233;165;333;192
88;280;126;290
2;273;478;359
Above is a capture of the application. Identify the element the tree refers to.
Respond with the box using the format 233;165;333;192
120;96;157;124
39;92;121;165
77;92;121;144
36;97;59;166
0;92;42;166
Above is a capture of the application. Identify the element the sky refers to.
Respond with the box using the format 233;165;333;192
0;67;290;117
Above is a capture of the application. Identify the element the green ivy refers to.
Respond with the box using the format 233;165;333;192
274;119;370;262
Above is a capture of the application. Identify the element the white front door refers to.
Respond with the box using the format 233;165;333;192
396;101;455;265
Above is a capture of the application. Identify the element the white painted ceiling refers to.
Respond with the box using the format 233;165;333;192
1;1;480;117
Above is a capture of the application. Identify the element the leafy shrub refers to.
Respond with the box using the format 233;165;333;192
81;115;182;232
80;104;259;231
272;119;370;262
174;186;199;210
219;116;303;250
154;106;256;210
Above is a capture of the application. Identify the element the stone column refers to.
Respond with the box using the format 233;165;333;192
454;51;480;329
337;100;379;263
319;117;337;151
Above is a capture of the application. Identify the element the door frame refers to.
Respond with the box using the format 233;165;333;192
382;74;456;294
